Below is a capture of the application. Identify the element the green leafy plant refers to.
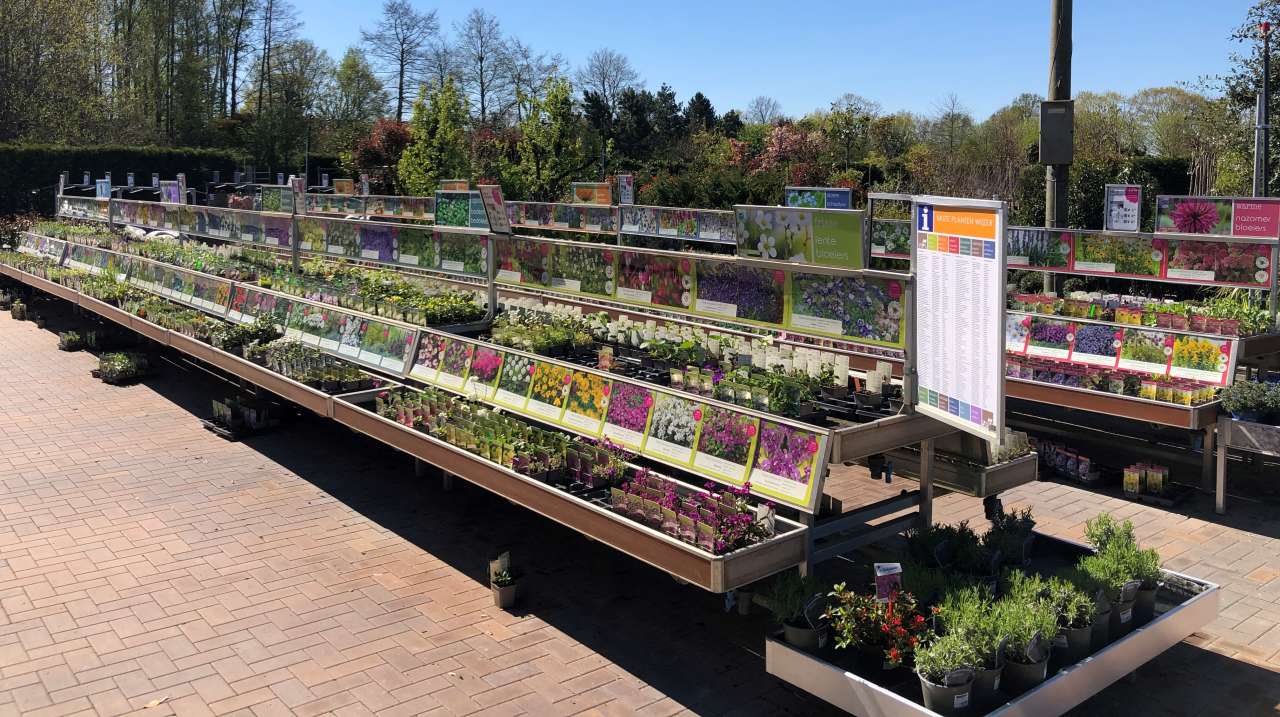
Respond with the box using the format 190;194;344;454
1084;514;1137;553
939;585;1003;670
1220;380;1270;416
765;571;823;626
914;632;980;685
994;586;1058;664
491;570;516;587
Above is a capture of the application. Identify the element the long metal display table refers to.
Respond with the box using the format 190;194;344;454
1;258;815;593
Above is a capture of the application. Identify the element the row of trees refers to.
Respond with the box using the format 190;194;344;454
2;1;1277;218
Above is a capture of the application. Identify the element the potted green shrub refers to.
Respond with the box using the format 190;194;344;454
914;633;978;716
939;586;1004;707
1047;577;1095;665
983;507;1036;567
1221;379;1269;422
1079;550;1140;643
766;571;824;651
1129;547;1162;626
995;583;1057;694
10;299;26;320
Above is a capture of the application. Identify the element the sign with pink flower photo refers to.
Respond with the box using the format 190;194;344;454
1155;196;1234;237
748;421;824;508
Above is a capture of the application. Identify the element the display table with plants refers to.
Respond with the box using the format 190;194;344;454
1214;378;1280;514
0;243;811;593
764;513;1219;717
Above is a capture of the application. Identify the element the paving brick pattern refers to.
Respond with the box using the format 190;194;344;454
2;301;1279;715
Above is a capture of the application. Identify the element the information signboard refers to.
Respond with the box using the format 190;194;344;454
912;197;1006;448
784;186;853;210
1104;184;1141;232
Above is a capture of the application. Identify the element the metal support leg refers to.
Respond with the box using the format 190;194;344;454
918;438;934;529
442;472;455;491
800;512;816;577
414;459;428;478
1215;423;1227;516
1200;424;1215;493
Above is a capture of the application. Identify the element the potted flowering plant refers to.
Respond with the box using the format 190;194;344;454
491;569;518;609
825;584;930;672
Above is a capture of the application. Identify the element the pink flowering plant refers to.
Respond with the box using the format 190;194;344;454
468;346;504;387
439;340;473;376
1168;240;1268;285
618;252;692;308
1158;197;1233;235
695;406;758;465
753;421;820;485
604;382;653;432
415;334;448;371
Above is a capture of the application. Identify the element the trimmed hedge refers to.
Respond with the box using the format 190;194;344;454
0;145;244;216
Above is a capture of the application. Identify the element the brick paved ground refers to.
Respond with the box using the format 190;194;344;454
1;296;1278;716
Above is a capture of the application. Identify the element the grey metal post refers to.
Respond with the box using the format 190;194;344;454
918;438;934;528
1044;0;1072;293
1264;23;1272;197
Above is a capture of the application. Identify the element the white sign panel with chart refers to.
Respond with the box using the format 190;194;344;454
911;197;1006;448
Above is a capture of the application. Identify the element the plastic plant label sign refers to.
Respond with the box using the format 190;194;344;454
954;691;970;709
1121;608;1133;624
945;667;974;688
874;563;902;603
802;594;827;630
1025;631;1050;663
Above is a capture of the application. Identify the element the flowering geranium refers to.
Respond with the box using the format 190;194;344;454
469;347;504;385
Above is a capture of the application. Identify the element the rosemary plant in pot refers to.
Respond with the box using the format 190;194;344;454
914;633;978;716
939;586;1005;707
766;571;824;651
994;584;1057;695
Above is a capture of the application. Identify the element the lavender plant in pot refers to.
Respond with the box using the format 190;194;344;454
1047;577;1095;666
765;571;824;651
995;581;1057;695
914;633;978;716
939;586;1005;707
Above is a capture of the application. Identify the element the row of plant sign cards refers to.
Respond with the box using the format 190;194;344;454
1007;196;1280;289
490;237;903;350
1005;311;1236;386
407;332;828;511
304;194;434;220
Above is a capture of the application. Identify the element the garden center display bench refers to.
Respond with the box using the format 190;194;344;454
1214;416;1280;514
765;535;1220;717
329;388;810;592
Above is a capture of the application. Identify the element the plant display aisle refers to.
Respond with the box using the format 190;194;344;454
17;182;1225;717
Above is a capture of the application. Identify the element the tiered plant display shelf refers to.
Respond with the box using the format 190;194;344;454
765;536;1220;717
5;234;814;593
50;187;1042;576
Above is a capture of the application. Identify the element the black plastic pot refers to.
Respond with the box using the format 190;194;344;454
1002;656;1049;695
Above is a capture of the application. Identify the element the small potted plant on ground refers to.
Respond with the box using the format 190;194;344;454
766;571;824;651
10;299;26;320
58;331;83;351
914;633;978;716
491;570;518;609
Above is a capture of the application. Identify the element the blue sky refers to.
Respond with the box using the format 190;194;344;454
302;0;1258;119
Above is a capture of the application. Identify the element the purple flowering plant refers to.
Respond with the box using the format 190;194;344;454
695;406;758;465
695;261;785;324
753;421;819;484
604;382;653;432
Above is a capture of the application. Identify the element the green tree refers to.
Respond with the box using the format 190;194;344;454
510;77;592;201
397;76;470;195
323;48;389;154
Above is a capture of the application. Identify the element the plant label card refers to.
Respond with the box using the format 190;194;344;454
616;286;652;304
524;397;566;423
693;451;749;484
399;254;420;266
318;336;339;351
550;277;582;293
874;563;903;603
441;259;466;273
1005;315;1030;355
1116;330;1173;376
561;409;603;436
361;249;381;260
789;311;843;336
491;387;527;410
1024;318;1073;361
327;243;345;255
643;437;694;465
602;422;645;451
435;370;466;391
496;269;521;282
695;298;738;319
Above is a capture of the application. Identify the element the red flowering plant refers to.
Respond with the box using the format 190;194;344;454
824;584;931;668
